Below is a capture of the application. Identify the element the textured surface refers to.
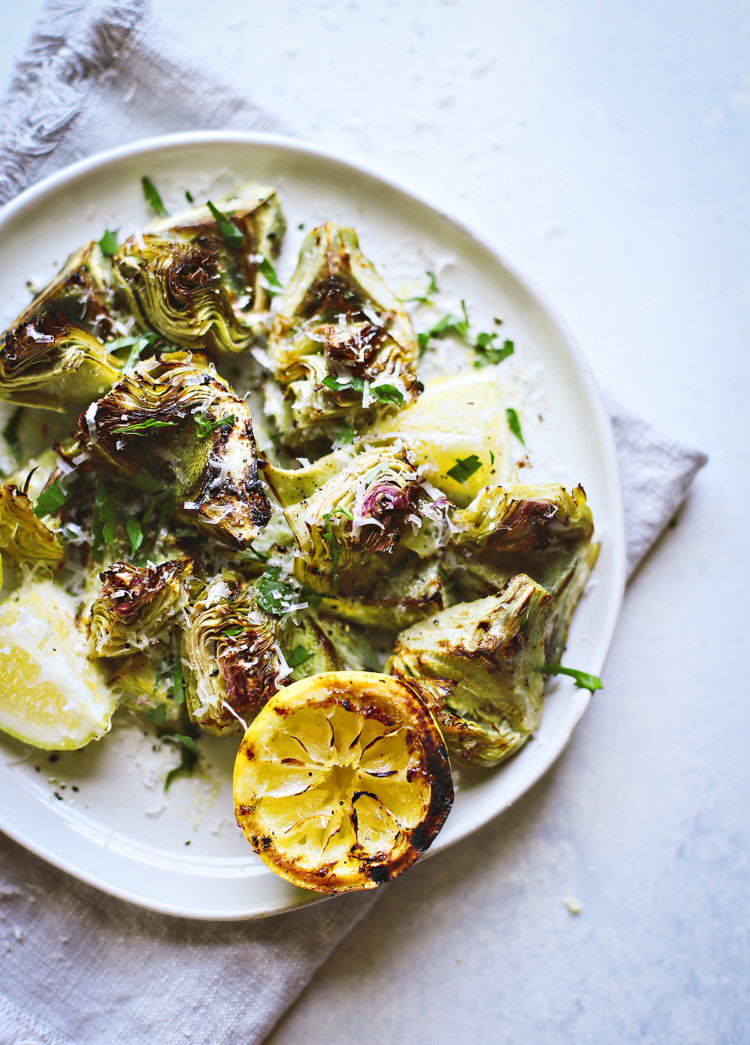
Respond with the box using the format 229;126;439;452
1;2;747;1044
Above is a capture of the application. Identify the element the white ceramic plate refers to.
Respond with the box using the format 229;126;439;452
0;132;626;919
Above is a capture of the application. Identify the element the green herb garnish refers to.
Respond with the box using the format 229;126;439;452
132;467;162;495
185;189;195;204
141;176;168;218
206;201;244;249
474;334;514;368
147;704;167;725
163;733;201;791
126;516;143;555
34;479;71;518
258;257;282;289
287;646;312;669
506;407;525;445
2;407;24;462
405;269;439;303
194;413;235;439
224;625;243;637
98;229;119;256
112;419;178;437
108;331;158;369
536;665;603;693
256;567;304;617
322;375;404;407
446;454;482;484
418;301;471;356
170;657;185;707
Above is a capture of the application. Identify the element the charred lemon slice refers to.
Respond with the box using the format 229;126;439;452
233;670;453;892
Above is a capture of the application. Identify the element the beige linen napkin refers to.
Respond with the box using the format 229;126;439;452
0;2;707;1043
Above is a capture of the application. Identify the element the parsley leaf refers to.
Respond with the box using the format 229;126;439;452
132;467;162;494
333;425;356;446
418;300;471;355
98;229;119;256
34;479;71;518
258;257;282;288
474;334;514;368
2;407;23;462
322;375;404;407
125;516;143;555
224;625;243;637
256;566;304;617
446;454;482;484
206;201;244;249
287;645;312;669
405;269;439;303
237;546;270;564
141;176;168;217
108;331;158;369
537;664;603;693
91;485;126;555
147;704;166;725
112;419;178;437
506;407;525;445
170;657;185;707
185;189;195;204
163;733;202;791
194;413;235;439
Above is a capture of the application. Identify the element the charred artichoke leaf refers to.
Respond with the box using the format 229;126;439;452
0;243;127;411
320;552;448;630
78;352;271;547
146;183;285;328
0;484;65;565
183;572;287;735
283;445;448;598
386;575;553;768
267;223;420;445
88;557;192;658
260;450;349;508
449;482;598;661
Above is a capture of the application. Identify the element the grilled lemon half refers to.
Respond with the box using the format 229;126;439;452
233;671;453;892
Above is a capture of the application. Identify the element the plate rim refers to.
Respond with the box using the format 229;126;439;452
0;130;627;919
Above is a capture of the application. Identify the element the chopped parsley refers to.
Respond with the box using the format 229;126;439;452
147;704;167;725
237;546;270;564
2;407;23;462
506;407;525;445
91;485;125;555
194;413;235;439
125;516;143;555
446;454;482;484
333;425;356;446
98;229;119;256
322;375;404;407
185;189;195;204
405;269;439;303
287;645;313;670
474;334;514;368
537;664;603;693
223;625;243;638
141;176;168;218
34;479;71;518
170;657;185;707
256;566;304;617
418;300;470;355
206;201;244;249
258;257;282;291
112;419;178;437
163;733;201;791
132;467;162;494
108;331;158;369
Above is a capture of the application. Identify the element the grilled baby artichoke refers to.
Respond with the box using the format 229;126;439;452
112;185;285;353
387;575;553;768
266;223;420;446
182;572;287;735
0;483;65;566
77;352;271;547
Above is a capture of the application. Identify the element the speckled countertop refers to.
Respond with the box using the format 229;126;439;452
2;3;748;1042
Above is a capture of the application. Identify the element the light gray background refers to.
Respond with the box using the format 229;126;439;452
2;2;748;1042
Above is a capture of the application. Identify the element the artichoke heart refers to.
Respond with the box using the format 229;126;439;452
89;557;192;658
279;445;449;598
183;572;287;735
78;352;271;547
449;482;598;661
386;575;554;768
267;223;420;445
113;185;285;353
0;483;65;566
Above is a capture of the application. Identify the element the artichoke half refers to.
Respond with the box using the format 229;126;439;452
182;572;286;735
0;483;65;566
268;445;448;599
77;352;271;548
113;185;285;354
387;574;553;768
447;482;598;662
0;244;125;412
266;223;420;446
88;557;192;658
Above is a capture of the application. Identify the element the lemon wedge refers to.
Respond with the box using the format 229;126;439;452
377;369;508;504
234;671;453;892
0;579;115;750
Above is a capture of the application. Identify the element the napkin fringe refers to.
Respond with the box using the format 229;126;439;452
0;0;147;204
